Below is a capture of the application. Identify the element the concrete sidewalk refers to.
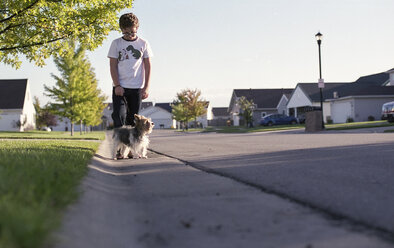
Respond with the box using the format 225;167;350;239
53;131;394;248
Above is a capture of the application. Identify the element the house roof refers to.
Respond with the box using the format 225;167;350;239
297;83;349;102
233;88;293;109
0;79;28;109
212;107;229;117
331;84;394;98
141;101;153;110
155;103;172;113
297;71;394;102
354;71;389;86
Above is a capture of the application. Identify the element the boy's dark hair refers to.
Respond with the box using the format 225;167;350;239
119;13;139;29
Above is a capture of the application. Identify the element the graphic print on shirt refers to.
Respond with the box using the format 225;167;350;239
126;45;142;59
117;45;142;61
118;49;128;61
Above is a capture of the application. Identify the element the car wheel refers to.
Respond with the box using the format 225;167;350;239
268;121;273;126
291;120;297;125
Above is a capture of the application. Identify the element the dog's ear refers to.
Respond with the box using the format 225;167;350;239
134;114;140;120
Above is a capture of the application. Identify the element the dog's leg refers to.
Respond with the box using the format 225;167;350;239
123;146;130;159
119;145;128;159
112;141;120;160
127;147;134;159
131;146;140;159
131;145;140;159
141;146;148;159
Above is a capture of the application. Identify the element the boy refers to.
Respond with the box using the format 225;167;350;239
108;12;153;128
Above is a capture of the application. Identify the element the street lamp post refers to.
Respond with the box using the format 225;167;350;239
315;32;325;129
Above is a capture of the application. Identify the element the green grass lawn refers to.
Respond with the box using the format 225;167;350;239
0;139;100;248
203;120;394;133
204;124;304;133
325;120;394;130
0;130;105;140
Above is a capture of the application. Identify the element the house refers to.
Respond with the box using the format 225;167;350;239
287;68;394;123
328;69;394;123
286;82;349;123
0;79;36;131
228;88;294;126
208;107;231;126
195;101;212;128
140;103;175;129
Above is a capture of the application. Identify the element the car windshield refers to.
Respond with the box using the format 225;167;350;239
382;102;394;113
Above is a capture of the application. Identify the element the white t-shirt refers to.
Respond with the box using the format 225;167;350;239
107;37;153;89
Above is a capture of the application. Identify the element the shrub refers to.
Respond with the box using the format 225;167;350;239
367;116;375;121
346;117;354;123
326;116;333;124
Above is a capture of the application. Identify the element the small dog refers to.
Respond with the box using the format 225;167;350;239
112;114;154;160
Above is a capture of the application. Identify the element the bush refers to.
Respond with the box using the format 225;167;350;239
346;117;354;123
368;116;375;121
326;116;333;124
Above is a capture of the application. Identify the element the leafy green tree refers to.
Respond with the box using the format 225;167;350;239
77;85;107;133
171;101;190;131
33;96;57;130
172;89;207;130
237;96;255;127
0;0;133;68
45;41;106;135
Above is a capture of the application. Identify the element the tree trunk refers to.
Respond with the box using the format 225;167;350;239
80;120;83;135
71;123;74;136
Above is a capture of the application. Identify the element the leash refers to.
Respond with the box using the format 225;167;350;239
122;96;131;113
123;95;137;127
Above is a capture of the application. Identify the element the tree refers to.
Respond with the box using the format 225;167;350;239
237;96;255;127
33;96;57;130
0;0;133;68
171;101;190;131
172;89;207;130
76;84;107;133
45;41;106;135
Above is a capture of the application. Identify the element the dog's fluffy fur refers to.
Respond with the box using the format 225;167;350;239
112;114;154;160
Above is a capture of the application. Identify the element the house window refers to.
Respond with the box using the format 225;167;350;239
261;112;267;118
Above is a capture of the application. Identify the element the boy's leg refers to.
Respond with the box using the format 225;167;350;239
111;87;124;128
124;88;142;126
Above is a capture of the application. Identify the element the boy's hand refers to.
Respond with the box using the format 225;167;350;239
141;88;149;99
115;86;124;96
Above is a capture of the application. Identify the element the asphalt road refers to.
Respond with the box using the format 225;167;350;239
53;128;394;248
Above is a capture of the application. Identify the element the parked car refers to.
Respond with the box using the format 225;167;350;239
382;101;394;122
260;114;298;126
297;114;306;124
41;127;52;132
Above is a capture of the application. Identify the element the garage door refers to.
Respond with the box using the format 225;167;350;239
331;101;351;123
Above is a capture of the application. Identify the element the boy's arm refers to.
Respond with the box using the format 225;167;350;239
142;57;151;100
110;58;124;96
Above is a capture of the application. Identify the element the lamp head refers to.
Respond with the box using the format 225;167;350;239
315;32;323;44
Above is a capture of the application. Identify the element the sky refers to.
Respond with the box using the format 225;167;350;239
1;0;394;107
